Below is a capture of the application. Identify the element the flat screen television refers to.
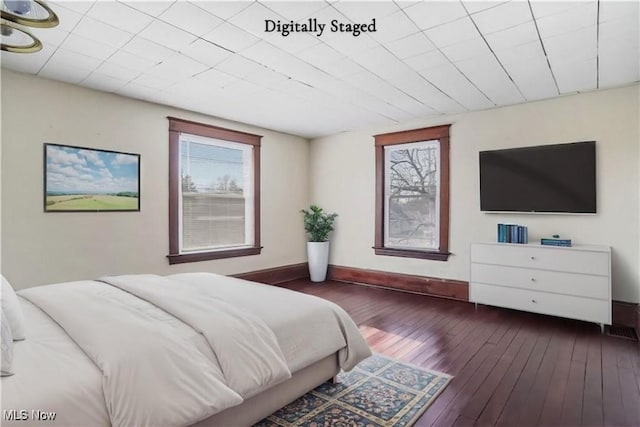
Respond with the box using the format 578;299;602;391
479;141;596;213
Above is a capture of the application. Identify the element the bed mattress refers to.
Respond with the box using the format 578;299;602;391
1;273;371;427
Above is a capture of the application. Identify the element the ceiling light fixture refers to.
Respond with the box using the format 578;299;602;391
1;19;41;53
0;0;58;53
1;0;58;28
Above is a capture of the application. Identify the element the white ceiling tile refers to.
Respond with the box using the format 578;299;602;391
60;33;118;61
471;1;532;34
191;69;238;91
216;54;265;79
122;36;175;63
505;59;558;101
535;2;597;39
279;60;328;86
352;46;402;74
191;1;252;21
244;68;290;88
323;32;379;56
403;49;450;71
86;2;154;34
45;48;103;71
341;70;400;97
396;1;422;9
599;47;640;88
263;1;329;21
158;2;223;37
239;41;295;71
599;18;639;44
138;20;198;51
31;27;70;48
133;73;174;90
265;32;322;55
493;39;545;65
0;43;55;74
441;37;490;62
116;82;160;100
180;39;232;67
455;54;524;105
404;1;468;30
47;3;83;32
332;1;399;22
228;3;283;37
385;68;464;113
484;21;539;51
39;61;93;84
544;25;597;65
73;16;135;49
599;1;639;24
297;43;343;67
2;0;636;140
50;0;94;15
107;50;158;73
369;11;420;44
82;72;127;92
463;1;509;15
118;1;174;17
529;1;585;19
218;79;262;98
424;17;480;48
318;57;364;78
95;62;141;81
384;33;435;60
202;22;259;53
552;56;596;93
146;53;209;80
419;63;494;110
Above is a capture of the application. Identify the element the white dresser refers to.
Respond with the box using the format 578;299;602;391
470;242;611;330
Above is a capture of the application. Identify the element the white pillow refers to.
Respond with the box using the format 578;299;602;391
1;310;14;376
1;275;25;340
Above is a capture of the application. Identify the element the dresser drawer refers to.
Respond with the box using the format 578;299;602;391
470;243;609;276
471;283;611;324
471;263;609;300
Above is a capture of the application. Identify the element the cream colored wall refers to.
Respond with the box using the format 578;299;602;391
1;69;309;289
310;85;640;303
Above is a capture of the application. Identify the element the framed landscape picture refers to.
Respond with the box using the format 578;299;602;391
44;143;140;212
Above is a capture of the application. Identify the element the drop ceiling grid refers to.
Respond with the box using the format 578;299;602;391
1;0;638;138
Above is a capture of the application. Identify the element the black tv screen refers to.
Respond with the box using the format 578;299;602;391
479;141;596;213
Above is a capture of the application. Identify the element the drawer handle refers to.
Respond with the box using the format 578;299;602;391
531;277;536;282
530;256;536;260
531;299;537;303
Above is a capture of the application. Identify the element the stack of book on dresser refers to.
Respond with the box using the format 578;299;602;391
540;237;572;247
497;223;528;243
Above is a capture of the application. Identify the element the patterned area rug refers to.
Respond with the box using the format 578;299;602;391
254;353;453;427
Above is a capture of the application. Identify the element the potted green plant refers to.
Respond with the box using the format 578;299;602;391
301;205;338;282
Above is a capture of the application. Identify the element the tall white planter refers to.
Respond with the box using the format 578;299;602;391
307;241;330;282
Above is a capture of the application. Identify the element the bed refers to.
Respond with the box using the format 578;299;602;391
1;273;371;427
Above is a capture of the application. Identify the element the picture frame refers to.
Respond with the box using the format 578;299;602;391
44;143;140;212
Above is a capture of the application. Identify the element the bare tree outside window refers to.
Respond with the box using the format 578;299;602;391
374;124;450;261
385;141;440;250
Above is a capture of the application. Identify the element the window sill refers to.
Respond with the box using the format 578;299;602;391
167;246;262;265
373;247;451;261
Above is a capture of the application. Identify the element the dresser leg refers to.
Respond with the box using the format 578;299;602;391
600;323;605;334
474;303;478;309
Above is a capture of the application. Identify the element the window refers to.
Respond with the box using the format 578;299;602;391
167;117;261;264
374;125;450;261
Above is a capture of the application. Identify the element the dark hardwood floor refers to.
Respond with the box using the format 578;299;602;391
279;279;640;427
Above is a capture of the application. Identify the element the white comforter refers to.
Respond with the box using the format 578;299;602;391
4;273;371;427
